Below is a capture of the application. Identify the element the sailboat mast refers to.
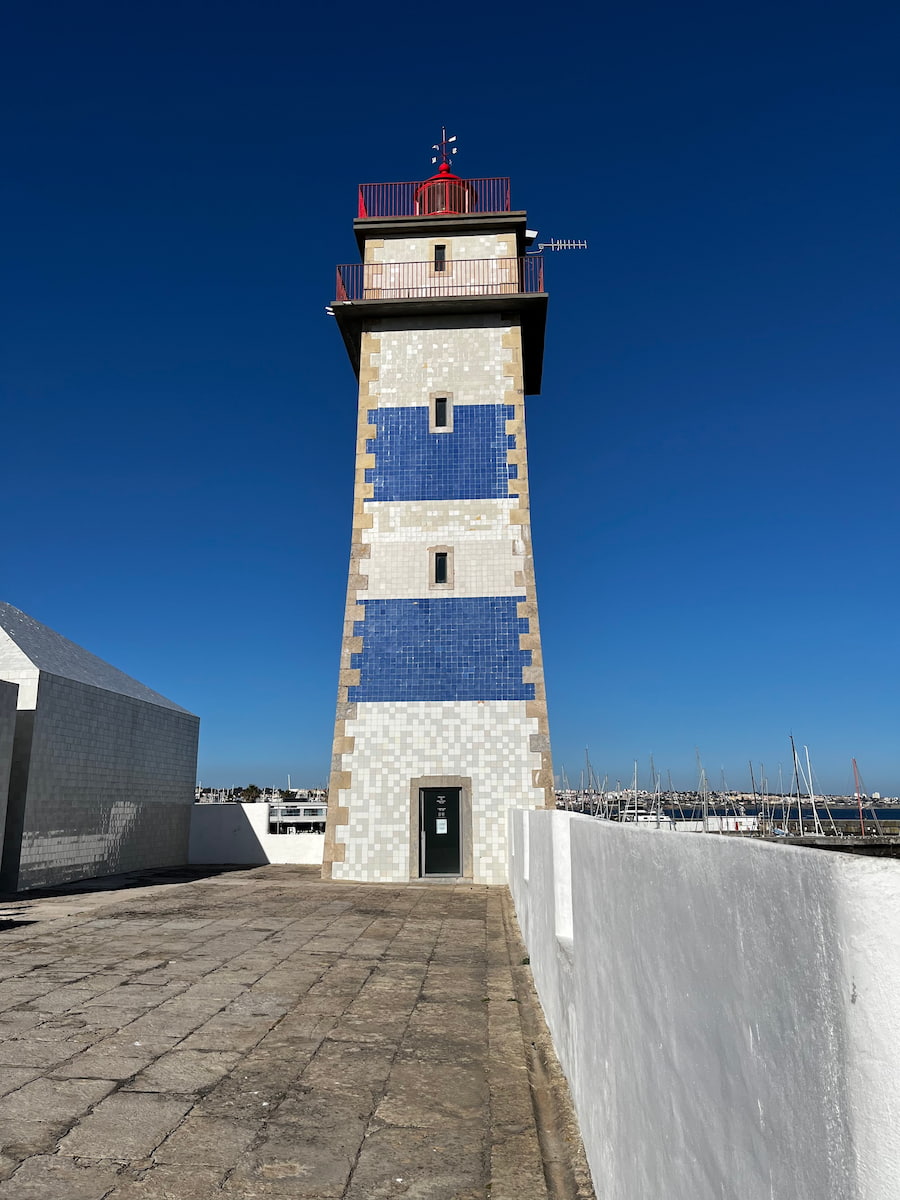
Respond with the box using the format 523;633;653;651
776;763;785;829
748;760;759;833
763;764;771;835
789;735;803;835
804;746;824;836
631;760;639;822
696;749;709;833
852;758;866;836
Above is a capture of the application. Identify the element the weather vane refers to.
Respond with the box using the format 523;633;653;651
431;127;459;168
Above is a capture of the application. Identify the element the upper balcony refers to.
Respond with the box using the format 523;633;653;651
357;175;511;219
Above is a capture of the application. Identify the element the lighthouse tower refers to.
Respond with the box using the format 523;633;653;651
323;143;553;884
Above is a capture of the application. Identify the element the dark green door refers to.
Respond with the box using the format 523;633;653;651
421;788;461;876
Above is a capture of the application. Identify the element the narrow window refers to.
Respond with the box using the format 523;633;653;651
429;546;453;589
429;392;453;433
434;244;446;272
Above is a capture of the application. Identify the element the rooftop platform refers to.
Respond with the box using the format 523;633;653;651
0;866;592;1199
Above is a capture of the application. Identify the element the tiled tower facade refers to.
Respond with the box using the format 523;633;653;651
323;162;553;884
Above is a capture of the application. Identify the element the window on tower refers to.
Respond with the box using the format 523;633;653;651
434;244;447;272
429;392;454;433
429;546;454;590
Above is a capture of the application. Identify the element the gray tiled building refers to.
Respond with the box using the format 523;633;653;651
0;602;199;891
0;681;16;853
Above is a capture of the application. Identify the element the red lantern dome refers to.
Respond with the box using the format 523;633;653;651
414;162;479;216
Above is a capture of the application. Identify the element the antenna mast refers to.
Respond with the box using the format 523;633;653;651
536;239;588;251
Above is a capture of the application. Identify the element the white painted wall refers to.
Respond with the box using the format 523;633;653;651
509;809;900;1200
189;803;323;866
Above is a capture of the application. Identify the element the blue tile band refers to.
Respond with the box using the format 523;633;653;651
348;596;534;702
365;405;515;501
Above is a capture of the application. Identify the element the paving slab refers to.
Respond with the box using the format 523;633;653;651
343;1124;486;1200
58;1091;193;1159
124;1048;243;1094
0;1075;116;1123
0;1066;40;1097
153;1114;258;1166
105;1164;228;1200
0;865;593;1199
0;1117;70;1157
0;1153;122;1200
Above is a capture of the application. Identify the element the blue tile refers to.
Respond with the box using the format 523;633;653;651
349;596;534;702
365;405;515;501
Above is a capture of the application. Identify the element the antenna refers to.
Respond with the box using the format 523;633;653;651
431;126;459;168
536;239;588;251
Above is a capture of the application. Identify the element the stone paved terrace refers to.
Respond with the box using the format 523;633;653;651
0;866;593;1200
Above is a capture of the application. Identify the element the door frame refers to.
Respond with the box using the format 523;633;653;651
409;775;472;880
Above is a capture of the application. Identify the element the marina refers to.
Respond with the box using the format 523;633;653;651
556;794;900;855
557;749;900;855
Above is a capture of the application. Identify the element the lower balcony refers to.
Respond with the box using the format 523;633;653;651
335;256;544;302
330;256;548;395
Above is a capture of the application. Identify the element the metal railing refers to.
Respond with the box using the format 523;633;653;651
358;177;511;218
335;256;544;302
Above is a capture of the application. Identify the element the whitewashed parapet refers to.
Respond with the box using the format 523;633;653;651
190;803;324;866
508;809;900;1200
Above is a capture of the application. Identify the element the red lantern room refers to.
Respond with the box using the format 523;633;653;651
414;162;479;216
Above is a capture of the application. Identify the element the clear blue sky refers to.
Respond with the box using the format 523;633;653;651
3;1;898;795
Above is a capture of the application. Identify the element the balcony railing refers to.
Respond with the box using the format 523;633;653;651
335;256;544;302
358;178;511;218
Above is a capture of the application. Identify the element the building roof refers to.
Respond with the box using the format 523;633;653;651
0;601;193;713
